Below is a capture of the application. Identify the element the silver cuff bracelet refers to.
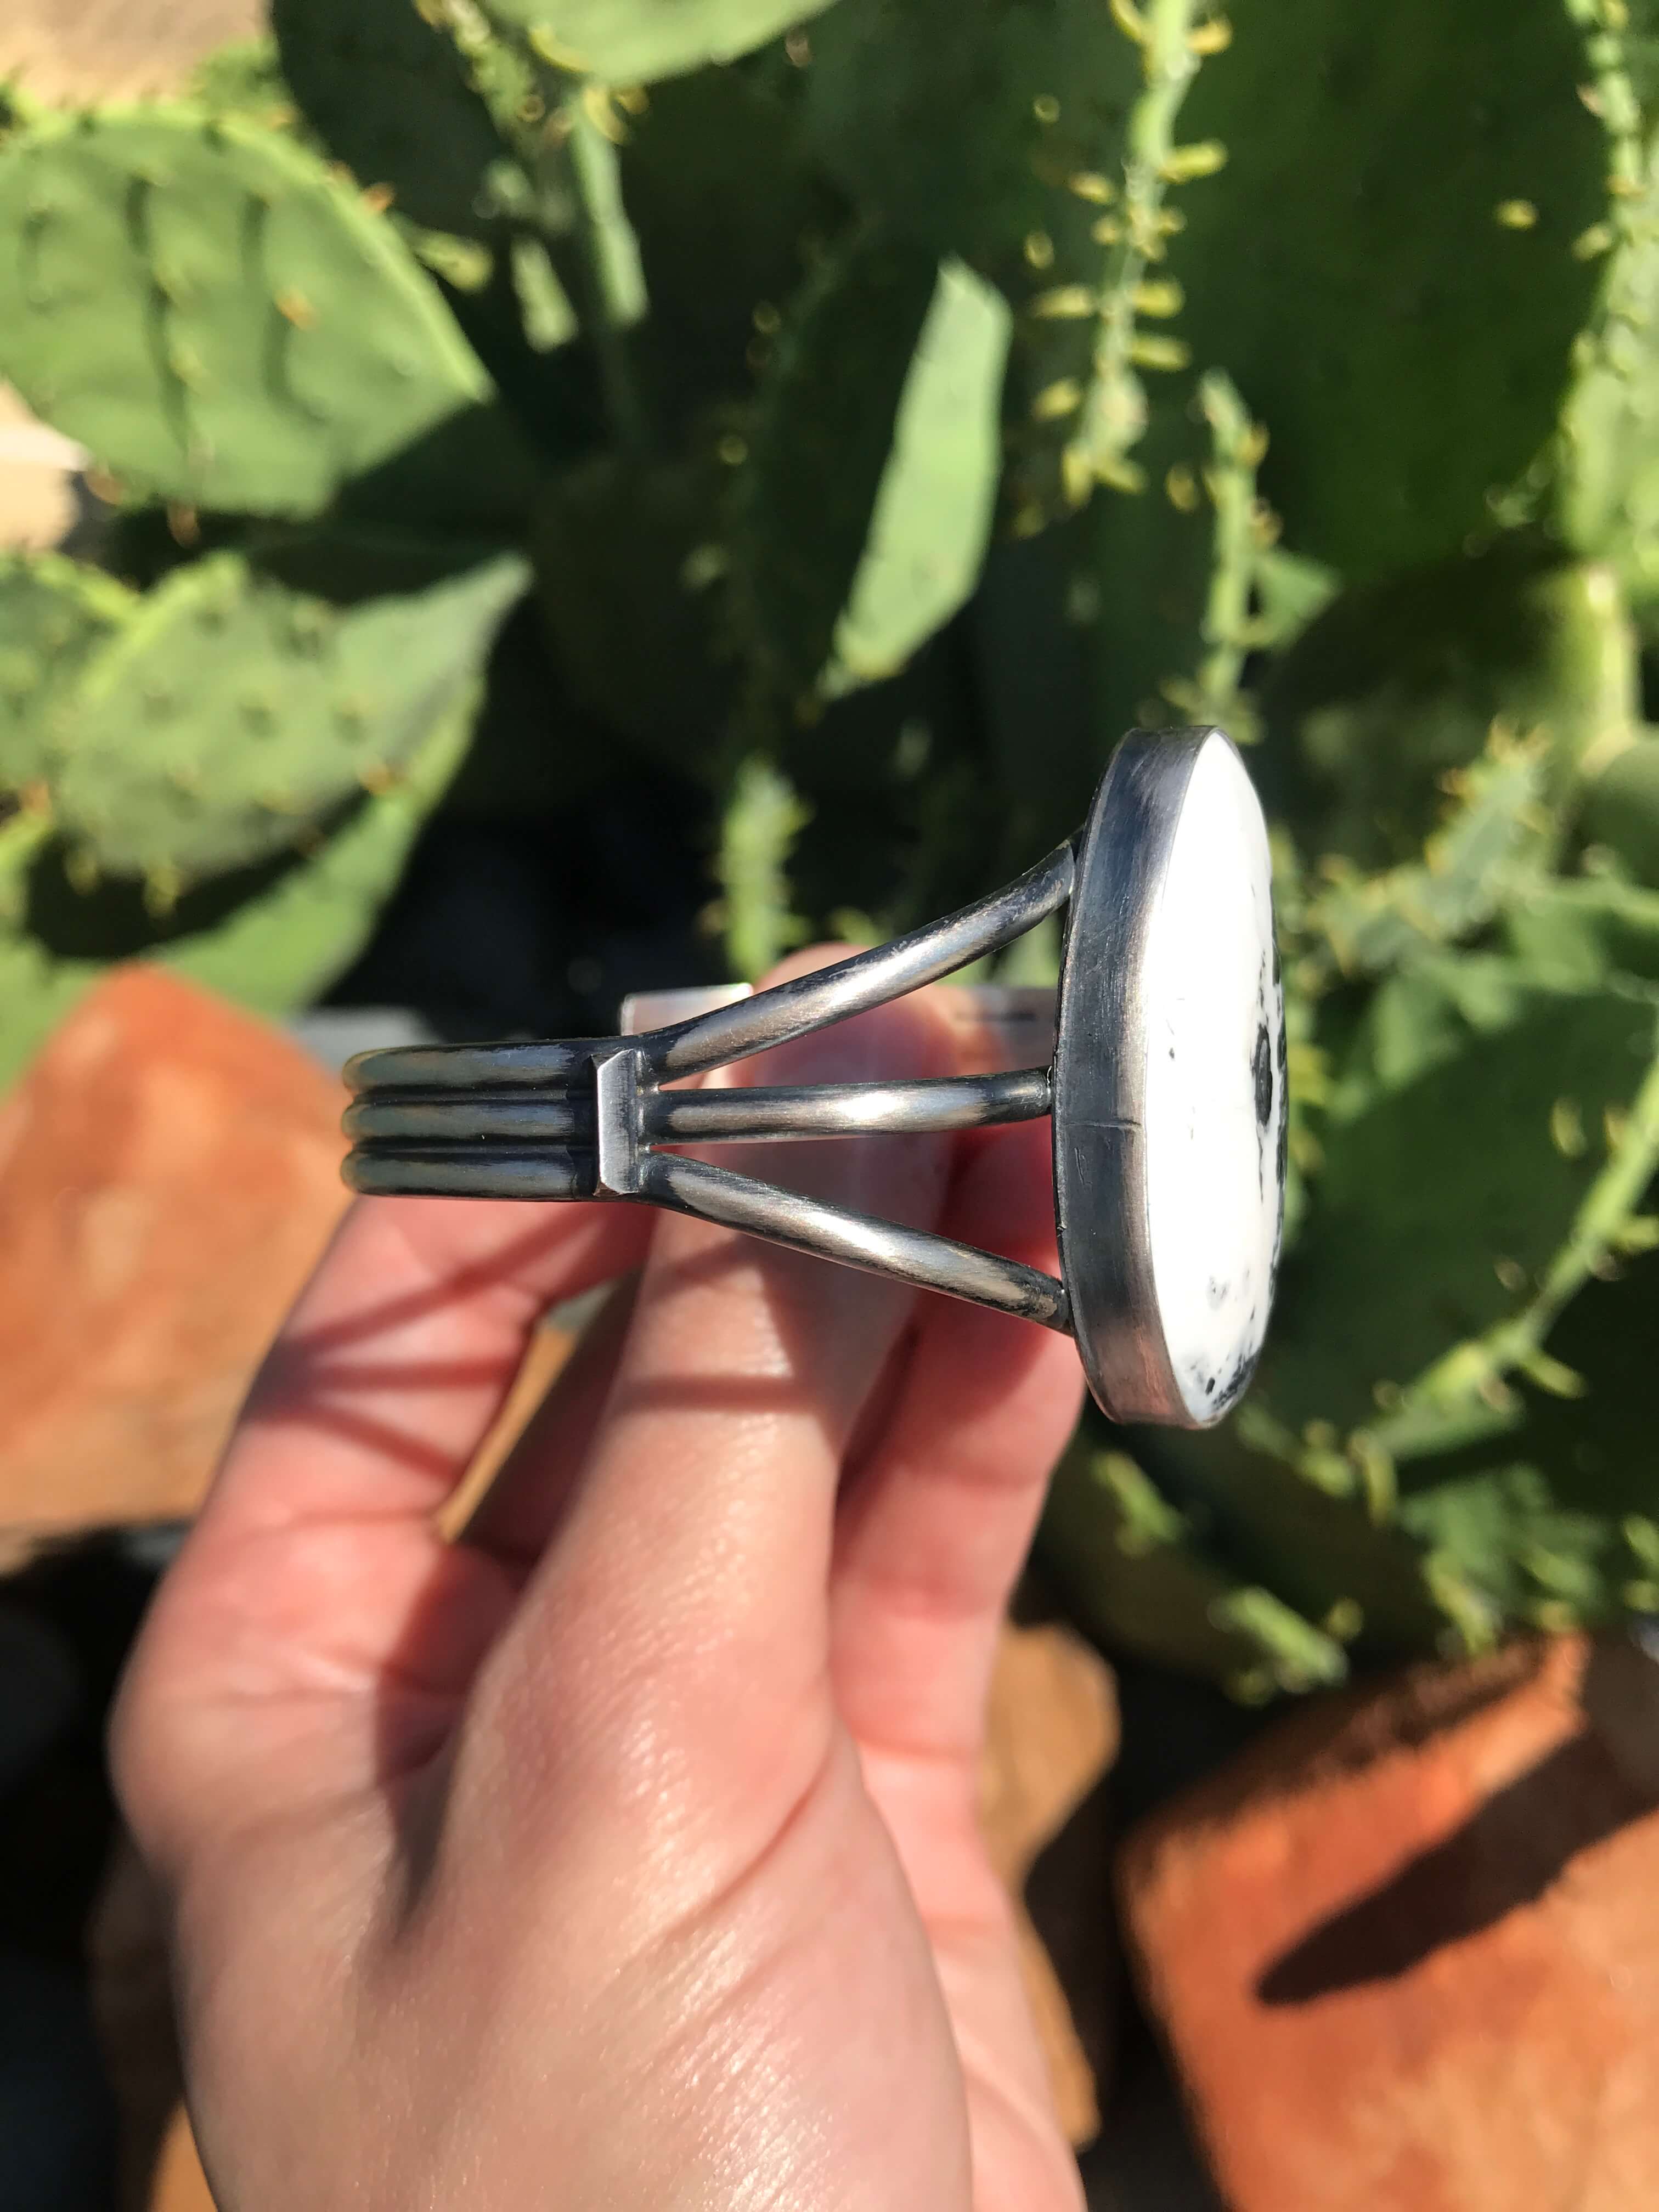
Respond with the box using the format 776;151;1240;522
342;727;1287;1429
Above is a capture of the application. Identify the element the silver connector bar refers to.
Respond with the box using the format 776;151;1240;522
643;1155;1071;1331
341;1067;1052;1152
649;1066;1051;1141
642;842;1074;1080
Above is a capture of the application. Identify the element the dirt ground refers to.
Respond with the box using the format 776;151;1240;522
1;0;259;101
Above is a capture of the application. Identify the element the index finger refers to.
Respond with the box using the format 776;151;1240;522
114;1195;648;1859
216;1194;650;1539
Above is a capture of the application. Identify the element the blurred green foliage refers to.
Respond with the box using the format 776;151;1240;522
3;0;1659;1690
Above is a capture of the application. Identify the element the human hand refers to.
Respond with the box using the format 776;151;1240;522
112;957;1088;2212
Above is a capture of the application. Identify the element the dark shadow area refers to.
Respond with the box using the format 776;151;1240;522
437;258;610;466
0;1536;165;2212
0;1539;157;1963
99;407;536;597
1009;1569;1221;2204
1108;1654;1278;1838
1077;1999;1225;2212
1025;1765;1118;2130
244;521;519;607
332;403;545;538
1259;1643;1659;2005
24;822;349;962
323;752;723;1044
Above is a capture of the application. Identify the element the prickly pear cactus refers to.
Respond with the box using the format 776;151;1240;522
731;232;1009;700
1170;0;1608;579
41;544;524;890
186;37;303;133
1554;0;1659;621
4;0;1659;1703
0;105;490;516
1259;547;1639;868
0;553;134;793
0;683;475;1085
473;0;836;84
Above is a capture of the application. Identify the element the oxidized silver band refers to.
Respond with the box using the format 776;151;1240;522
342;729;1289;1429
344;840;1076;1330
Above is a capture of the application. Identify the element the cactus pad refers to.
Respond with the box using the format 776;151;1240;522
1259;548;1639;870
0;553;134;795
1267;957;1659;1432
164;678;479;1014
1043;1435;1351;1700
1288;728;1555;990
1557;167;1659;622
0;685;475;1089
475;0;836;84
803;0;1135;269
187;37;304;135
1170;0;1608;578
716;754;812;981
1552;0;1659;621
1503;866;1659;987
1575;727;1659;888
0;106;490;517
47;542;527;885
733;234;1007;699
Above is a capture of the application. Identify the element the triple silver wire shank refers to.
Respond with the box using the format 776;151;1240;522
343;843;1077;1333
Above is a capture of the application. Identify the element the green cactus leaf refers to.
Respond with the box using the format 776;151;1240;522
1259;546;1640;871
0;552;136;795
1254;548;1340;653
1296;729;1554;988
1381;1147;1659;1636
974;369;1274;864
0;689;475;1092
47;541;527;884
802;0;1145;524
163;680;477;1014
474;0;837;84
1577;729;1659;888
1041;1435;1349;1699
1553;201;1659;611
1267;956;1659;1433
0;811;92;1088
0;105;490;516
187;36;305;135
1395;1462;1627;1635
1551;1;1659;619
826;258;1009;693
1092;367;1272;735
272;0;519;238
1170;0;1607;578
565;97;647;330
803;0;1134;268
1502;866;1659;986
734;233;1008;699
716;754;812;981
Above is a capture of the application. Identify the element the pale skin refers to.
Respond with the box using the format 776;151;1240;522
111;953;1088;2212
